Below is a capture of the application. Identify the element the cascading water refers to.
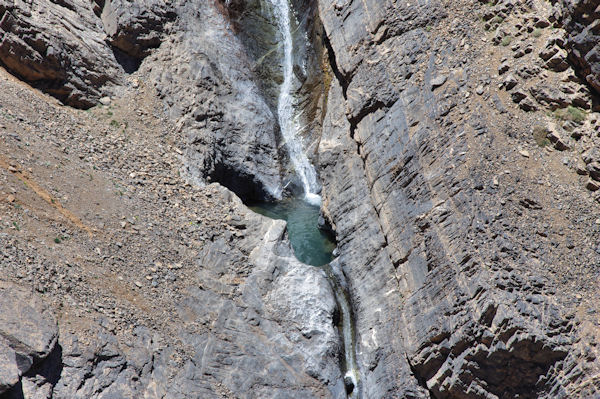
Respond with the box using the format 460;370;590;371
270;0;321;205
324;263;360;398
256;0;361;396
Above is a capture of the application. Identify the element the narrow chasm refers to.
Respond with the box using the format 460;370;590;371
222;0;363;397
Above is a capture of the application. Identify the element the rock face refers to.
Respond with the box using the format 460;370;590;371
0;0;175;107
209;0;328;194
2;0;600;398
557;0;600;94
144;0;284;201
0;282;57;396
319;0;600;397
2;186;344;398
0;0;122;108
100;0;175;62
0;0;286;199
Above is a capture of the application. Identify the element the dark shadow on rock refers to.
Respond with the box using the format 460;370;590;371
1;344;64;399
111;47;142;74
209;162;276;203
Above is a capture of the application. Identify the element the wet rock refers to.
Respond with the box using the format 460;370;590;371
145;0;284;201
344;375;354;393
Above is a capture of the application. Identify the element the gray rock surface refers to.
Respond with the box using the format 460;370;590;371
100;0;175;61
0;0;124;108
144;0;284;201
319;0;600;397
0;282;57;395
2;0;600;398
1;185;344;399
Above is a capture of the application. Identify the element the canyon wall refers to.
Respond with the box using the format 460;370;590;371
1;0;600;398
319;0;600;397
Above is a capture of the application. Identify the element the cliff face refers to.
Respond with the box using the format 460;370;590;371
319;0;600;397
1;0;600;398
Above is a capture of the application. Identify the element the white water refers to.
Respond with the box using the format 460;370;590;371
270;0;321;206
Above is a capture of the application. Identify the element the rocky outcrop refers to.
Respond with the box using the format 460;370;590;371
1;185;345;398
0;282;57;396
2;0;600;398
0;0;124;108
144;0;284;200
100;0;175;62
0;0;286;199
556;0;600;94
0;0;176;108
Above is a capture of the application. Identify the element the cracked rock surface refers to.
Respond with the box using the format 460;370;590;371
2;0;600;398
319;0;600;397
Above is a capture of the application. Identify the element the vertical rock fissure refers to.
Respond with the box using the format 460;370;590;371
323;264;361;398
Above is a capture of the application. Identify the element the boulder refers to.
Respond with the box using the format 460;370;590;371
0;282;57;394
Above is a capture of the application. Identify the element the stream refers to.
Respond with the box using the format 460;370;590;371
251;198;361;397
251;0;362;396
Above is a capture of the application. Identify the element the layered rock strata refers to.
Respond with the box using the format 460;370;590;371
319;0;600;397
2;0;600;398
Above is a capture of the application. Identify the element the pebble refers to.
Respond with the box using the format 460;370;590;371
99;96;111;106
431;75;447;89
519;150;530;158
476;85;485;95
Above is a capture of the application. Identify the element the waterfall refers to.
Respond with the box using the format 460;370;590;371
270;0;321;206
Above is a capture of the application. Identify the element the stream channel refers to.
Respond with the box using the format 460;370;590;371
245;0;362;396
241;0;362;398
250;199;361;397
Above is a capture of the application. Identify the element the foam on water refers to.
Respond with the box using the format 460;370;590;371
269;0;320;203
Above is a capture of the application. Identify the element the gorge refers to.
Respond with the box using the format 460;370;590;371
1;0;600;398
